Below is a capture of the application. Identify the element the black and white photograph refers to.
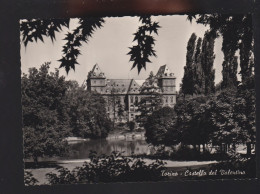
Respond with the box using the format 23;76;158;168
21;14;256;186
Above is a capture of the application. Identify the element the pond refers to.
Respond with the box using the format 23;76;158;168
68;138;150;159
39;137;151;162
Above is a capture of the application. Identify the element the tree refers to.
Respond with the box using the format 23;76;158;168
65;85;112;138
200;30;216;95
189;14;255;154
233;81;256;155
106;87;126;127
22;63;69;163
238;15;254;84
174;95;213;152
181;30;216;97
220;16;240;89
21;16;160;74
189;14;254;86
181;33;197;96
221;54;238;89
144;107;178;146
193;37;205;95
136;72;163;127
208;89;240;152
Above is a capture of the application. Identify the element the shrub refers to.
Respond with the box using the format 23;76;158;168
24;171;38;186
46;151;167;184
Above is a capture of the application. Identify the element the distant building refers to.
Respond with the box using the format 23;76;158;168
87;64;176;122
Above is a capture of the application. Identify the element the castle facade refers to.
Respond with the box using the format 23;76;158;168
87;64;177;122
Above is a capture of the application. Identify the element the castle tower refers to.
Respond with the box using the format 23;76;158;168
87;64;106;93
156;65;176;107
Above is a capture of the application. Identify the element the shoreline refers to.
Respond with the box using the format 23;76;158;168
65;131;146;144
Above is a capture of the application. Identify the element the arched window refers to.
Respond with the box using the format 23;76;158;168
130;96;133;103
165;96;168;103
170;96;173;103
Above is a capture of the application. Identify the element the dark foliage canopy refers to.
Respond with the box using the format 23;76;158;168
20;16;160;74
128;16;160;73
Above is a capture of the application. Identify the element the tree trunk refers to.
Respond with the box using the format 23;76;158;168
193;144;197;151
33;156;38;166
232;143;236;152
220;143;226;153
197;145;200;153
246;142;251;155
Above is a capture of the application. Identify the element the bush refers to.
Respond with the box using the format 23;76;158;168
209;150;256;178
24;171;38;186
46;151;167;184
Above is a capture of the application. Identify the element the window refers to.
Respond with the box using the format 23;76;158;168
130;96;133;103
165;97;168;103
170;96;173;103
135;96;138;104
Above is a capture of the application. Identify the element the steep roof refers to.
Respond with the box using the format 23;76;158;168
128;79;142;94
88;64;106;78
156;64;176;78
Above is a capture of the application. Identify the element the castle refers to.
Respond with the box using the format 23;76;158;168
87;64;177;122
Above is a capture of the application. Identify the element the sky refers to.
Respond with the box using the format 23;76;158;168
21;15;225;91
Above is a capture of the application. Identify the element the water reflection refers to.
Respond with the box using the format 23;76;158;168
66;139;150;160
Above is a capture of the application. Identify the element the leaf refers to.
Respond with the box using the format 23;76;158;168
128;16;160;74
20;19;71;46
57;17;105;73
